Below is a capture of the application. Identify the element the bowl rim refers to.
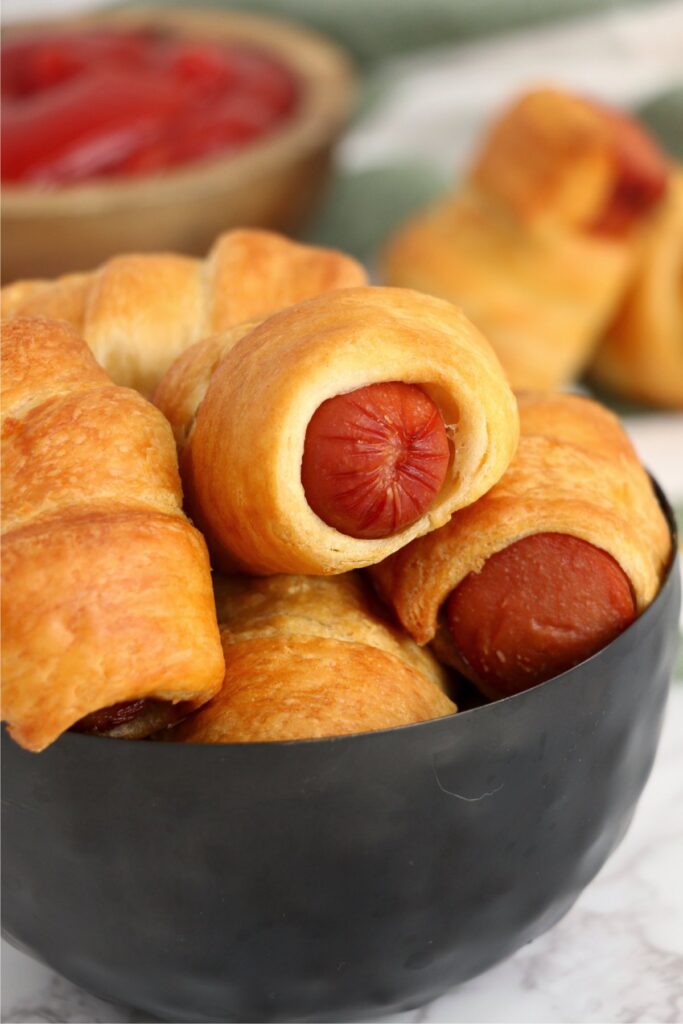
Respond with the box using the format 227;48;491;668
53;474;679;755
1;5;357;213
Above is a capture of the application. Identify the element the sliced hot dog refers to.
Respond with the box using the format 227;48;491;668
302;382;450;539
447;532;636;700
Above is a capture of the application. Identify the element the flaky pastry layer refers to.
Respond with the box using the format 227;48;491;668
153;322;257;449
168;573;455;743
168;286;519;575
382;88;669;390
591;170;683;409
383;187;632;389
371;393;672;655
1;318;224;750
1;229;367;396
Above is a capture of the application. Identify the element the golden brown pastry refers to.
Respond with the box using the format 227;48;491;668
382;87;670;390
1;317;225;751
154;286;519;575
371;392;671;700
153;322;258;449
0;229;367;396
167;573;455;743
591;169;683;408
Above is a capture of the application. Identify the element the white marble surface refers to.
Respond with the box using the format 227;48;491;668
3;685;682;1024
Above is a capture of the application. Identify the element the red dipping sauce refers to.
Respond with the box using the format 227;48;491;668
1;29;299;185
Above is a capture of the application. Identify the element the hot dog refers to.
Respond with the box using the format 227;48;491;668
588;105;669;236
71;698;194;739
382;88;670;391
72;699;157;736
370;393;671;699
301;382;450;539
591;169;683;409
470;89;669;233
446;532;636;699
155;287;518;575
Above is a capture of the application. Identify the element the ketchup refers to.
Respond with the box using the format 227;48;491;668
1;30;299;184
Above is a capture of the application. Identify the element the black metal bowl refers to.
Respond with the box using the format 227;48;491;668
2;488;680;1024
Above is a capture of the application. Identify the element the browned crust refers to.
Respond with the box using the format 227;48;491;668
1;229;367;396
382;88;669;390
153;323;257;449
470;88;667;229
173;286;518;574
370;392;671;657
591;170;683;409
1;317;225;751
168;573;455;743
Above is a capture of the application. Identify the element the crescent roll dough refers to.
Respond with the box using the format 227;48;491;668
371;392;672;662
153;322;258;449
591;169;683;409
0;229;366;397
154;286;519;575
1;317;225;751
382;88;669;390
167;573;455;743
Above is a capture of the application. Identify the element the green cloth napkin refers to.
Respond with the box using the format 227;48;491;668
192;0;650;64
638;86;683;160
304;163;449;268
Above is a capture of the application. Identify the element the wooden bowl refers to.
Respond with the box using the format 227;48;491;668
1;6;356;282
